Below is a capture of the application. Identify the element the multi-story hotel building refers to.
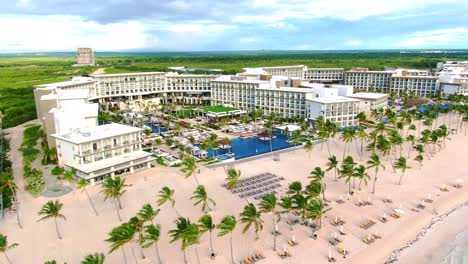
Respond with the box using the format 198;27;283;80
76;48;96;66
347;92;389;112
344;68;394;92
165;73;218;104
89;72;166;101
303;68;344;83
210;77;270;111
242;65;305;78
389;76;439;97
53;123;154;184
306;96;361;127
255;87;315;118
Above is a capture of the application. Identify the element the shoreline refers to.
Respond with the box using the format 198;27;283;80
385;202;468;263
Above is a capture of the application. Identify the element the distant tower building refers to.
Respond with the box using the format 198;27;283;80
76;48;96;66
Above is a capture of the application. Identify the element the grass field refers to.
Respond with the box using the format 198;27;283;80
200;105;239;113
1;50;468;128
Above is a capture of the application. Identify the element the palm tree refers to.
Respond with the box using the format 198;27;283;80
367;154;385;194
0;173;21;228
377;134;395;172
259;193;280;250
405;135;416;158
37;200;66;240
239;203;263;239
326;155;339;182
309;167;327;200
415;154;424;168
286;181;302;196
395;157;410;185
217;215;237;264
81;253;105;264
0;234;18;264
198;214;216;258
340;128;356;160
225;168;241;190
278;196;294;230
191;185;216;213
338;163;354;195
181;156;199;185
157;186;180;216
101;177;128;221
263;120;274;153
353;165;370;190
142;224;162;264
304;139;313;159
356;127;368;159
106;222;136;263
169;217;200;264
137;203;160;224
304;199;330;229
77;178;98;216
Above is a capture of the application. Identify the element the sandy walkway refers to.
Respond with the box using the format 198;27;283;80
1;116;467;264
92;68;106;75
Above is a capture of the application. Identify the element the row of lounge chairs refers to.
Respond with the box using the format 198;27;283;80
277;249;292;258
330;218;346;226
253;190;278;200
362;233;381;244
240;253;265;264
239;185;281;199
233;179;283;194
360;219;376;229
329;237;342;246
355;200;373;207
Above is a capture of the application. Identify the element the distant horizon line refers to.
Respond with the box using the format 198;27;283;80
2;48;468;55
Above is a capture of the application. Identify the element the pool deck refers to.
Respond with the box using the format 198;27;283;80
206;139;323;168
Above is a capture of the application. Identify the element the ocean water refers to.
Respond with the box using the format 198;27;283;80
431;228;468;264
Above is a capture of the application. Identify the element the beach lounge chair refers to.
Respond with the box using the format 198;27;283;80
440;186;449;192
288;240;298;246
453;183;463;189
372;233;382;239
328;256;337;262
379;217;387;223
382;198;393;203
277;251;286;258
390;212;400;218
362;236;375;244
338;248;349;257
336;199;345;204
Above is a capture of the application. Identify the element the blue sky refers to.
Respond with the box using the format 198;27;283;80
1;0;468;52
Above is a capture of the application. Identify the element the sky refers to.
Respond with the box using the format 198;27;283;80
1;0;468;52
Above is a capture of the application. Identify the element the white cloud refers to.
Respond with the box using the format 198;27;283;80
165;22;235;33
239;37;256;43
395;27;468;47
234;0;464;23
0;15;155;51
345;39;363;47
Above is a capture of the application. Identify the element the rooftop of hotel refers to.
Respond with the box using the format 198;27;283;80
34;77;95;88
347;92;390;99
307;95;360;103
40;89;89;101
90;72;166;77
52;123;142;144
257;86;315;93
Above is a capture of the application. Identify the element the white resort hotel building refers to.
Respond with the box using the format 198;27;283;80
53;123;154;184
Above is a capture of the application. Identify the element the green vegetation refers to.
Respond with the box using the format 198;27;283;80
19;125;45;195
0;136;14;215
200;105;238;113
1;51;468;128
0;56;98;128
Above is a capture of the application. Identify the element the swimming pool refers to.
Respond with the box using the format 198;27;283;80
198;131;299;160
148;123;167;133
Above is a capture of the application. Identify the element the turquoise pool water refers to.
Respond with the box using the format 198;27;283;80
149;123;167;133
199;131;298;160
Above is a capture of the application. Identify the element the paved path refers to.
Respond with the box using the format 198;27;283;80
91;68;106;74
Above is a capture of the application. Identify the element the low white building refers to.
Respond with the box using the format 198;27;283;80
53;123;154;184
306;96;361;128
347;92;389;112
